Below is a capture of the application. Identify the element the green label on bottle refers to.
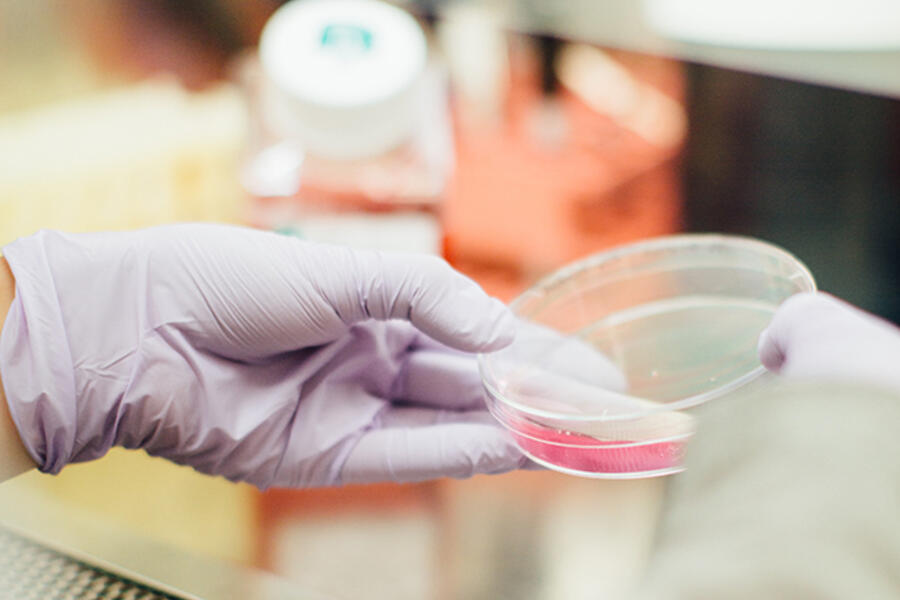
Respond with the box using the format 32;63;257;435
320;24;374;56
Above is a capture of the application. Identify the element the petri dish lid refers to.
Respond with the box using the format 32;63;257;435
481;235;816;421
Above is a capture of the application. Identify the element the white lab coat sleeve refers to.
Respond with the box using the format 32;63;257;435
630;381;900;600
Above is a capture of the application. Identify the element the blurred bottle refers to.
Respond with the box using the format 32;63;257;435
237;0;451;254
434;2;510;129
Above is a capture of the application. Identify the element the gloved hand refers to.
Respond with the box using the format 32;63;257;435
758;292;900;391
0;224;527;489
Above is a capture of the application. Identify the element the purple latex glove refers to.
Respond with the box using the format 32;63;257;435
758;292;900;391
0;224;527;489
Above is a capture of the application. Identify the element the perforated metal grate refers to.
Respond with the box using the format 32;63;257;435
0;527;186;600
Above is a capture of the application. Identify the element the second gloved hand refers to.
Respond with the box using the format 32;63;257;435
0;224;526;488
758;292;900;391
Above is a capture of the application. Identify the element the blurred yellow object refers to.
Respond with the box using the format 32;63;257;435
0;80;248;244
7;450;258;565
0;79;255;564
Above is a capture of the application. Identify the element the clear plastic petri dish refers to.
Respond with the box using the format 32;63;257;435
479;234;816;478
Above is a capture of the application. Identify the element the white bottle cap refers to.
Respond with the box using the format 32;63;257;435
259;0;428;159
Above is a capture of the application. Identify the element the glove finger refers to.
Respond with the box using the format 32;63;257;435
323;248;515;353
410;317;629;392
375;405;496;428
759;291;900;387
340;420;527;485
758;292;820;372
401;317;628;409
391;349;488;410
510;319;628;391
502;368;695;442
759;291;870;373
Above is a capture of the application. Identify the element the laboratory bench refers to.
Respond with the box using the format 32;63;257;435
0;481;333;600
1;470;666;600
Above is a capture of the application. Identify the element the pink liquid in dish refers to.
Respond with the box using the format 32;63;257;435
511;419;687;475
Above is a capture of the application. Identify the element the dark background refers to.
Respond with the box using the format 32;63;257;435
683;66;900;321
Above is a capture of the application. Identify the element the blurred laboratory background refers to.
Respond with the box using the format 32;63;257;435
0;1;898;599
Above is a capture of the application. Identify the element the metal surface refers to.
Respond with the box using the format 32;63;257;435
0;527;186;600
0;480;334;600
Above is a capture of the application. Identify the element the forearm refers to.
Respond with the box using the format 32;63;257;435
631;381;900;599
0;256;37;482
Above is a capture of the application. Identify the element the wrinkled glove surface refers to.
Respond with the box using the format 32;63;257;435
0;224;526;488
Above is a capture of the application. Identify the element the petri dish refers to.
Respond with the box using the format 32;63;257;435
479;234;815;478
